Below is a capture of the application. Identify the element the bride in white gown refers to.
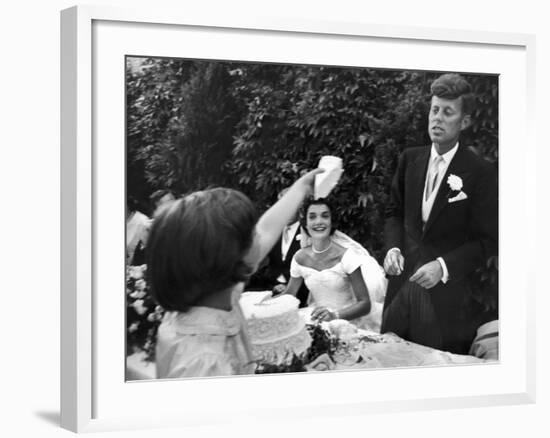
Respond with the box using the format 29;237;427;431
284;198;387;332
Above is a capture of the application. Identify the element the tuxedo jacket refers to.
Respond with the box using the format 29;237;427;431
383;145;498;349
266;230;301;281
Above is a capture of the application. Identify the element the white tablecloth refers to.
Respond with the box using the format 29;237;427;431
335;331;487;370
127;329;489;380
299;307;490;370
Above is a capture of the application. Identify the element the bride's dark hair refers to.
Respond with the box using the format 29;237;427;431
299;197;337;236
146;188;258;312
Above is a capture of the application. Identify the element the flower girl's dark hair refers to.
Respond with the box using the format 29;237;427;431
146;188;258;312
299;197;337;236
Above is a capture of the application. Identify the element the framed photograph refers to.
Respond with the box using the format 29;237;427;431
61;5;536;433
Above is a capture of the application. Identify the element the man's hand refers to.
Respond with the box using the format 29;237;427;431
409;261;443;289
384;248;404;276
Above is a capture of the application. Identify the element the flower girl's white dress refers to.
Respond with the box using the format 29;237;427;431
155;291;256;379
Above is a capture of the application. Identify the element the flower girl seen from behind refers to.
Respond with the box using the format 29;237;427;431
146;168;323;379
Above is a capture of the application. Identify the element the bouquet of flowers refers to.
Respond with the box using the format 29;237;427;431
304;323;337;363
307;320;383;368
126;264;164;360
254;354;307;374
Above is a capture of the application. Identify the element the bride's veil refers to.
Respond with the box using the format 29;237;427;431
330;230;387;304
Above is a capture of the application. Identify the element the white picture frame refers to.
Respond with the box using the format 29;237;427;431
61;4;536;433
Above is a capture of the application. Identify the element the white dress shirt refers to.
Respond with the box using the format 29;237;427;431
281;221;300;262
421;142;459;223
276;221;300;284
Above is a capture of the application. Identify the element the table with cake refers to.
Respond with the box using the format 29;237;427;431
126;290;493;380
239;291;492;373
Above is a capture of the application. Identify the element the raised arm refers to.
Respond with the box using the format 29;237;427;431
245;168;323;267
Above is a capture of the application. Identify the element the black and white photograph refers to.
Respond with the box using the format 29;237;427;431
125;57;499;380
3;0;545;435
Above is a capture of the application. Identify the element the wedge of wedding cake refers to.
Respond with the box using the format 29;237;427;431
239;291;312;365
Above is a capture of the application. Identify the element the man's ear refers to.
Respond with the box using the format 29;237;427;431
460;114;472;131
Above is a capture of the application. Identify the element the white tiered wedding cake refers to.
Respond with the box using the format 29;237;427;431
239;291;312;365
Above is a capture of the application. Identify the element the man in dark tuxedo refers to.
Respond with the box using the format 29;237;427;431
265;218;310;307
246;190;309;307
381;73;498;354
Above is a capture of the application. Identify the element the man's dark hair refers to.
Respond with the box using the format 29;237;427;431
431;73;475;116
146;188;258;312
299;197;337;236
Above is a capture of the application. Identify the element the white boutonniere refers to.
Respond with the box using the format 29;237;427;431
295;234;301;241
447;174;468;203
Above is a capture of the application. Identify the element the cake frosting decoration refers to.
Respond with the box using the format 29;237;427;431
239;291;312;365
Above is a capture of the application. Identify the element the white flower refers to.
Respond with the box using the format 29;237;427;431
135;279;147;291
132;299;148;315
339;329;360;343
129;322;139;333
130;290;146;299
128;266;144;280
447;174;463;192
327;319;357;338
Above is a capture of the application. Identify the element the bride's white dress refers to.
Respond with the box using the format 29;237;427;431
290;247;385;332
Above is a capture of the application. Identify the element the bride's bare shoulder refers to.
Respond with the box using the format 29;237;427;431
294;248;312;265
331;242;347;258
